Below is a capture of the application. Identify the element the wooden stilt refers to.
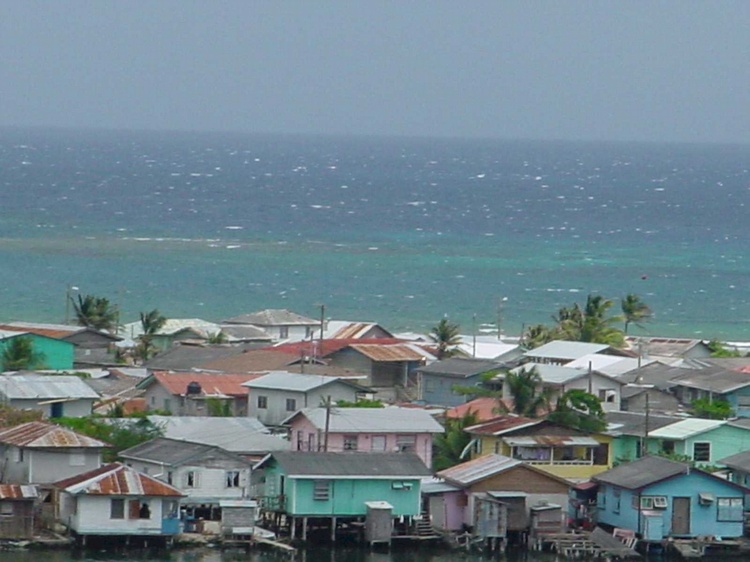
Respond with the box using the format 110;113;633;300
302;516;308;542
291;516;296;540
331;516;337;542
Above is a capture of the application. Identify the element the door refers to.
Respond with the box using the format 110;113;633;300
672;497;691;535
50;402;64;418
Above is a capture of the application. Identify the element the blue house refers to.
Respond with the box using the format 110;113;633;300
414;358;503;407
593;456;748;541
669;367;750;418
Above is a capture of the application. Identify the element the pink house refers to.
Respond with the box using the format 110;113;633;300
282;407;444;469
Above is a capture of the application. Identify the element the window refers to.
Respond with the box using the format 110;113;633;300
286;398;297;412
185;470;199;488
167;471;173;485
396;434;416;453
296;431;304;451
257;395;268;409
639;496;667;510
142;466;149;474
693;442;711;462
599;485;606;508
226;470;241;488
279;326;289;339
391;481;413;490
613;488;621;514
371;435;386;452
0;503;13;516
313;480;330;501
343;435;358;451
15;448;23;463
110;499;125;519
662;440;675;455
163;399;171;412
138;502;151;519
718;498;743;521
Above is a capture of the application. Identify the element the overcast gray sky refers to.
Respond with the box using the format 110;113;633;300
1;1;748;143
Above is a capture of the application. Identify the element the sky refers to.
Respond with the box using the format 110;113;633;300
1;1;748;144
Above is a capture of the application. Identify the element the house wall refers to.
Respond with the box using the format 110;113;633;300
503;372;622;412
6;398;94;418
61;493;180;535
0;335;75;370
327;349;375;384
287;477;421;517
597;472;746;539
288;416;433;468
144;384;179;414
124;459;251;504
65;331;114;349
0;500;35;539
420;373;481;407
28;448;102;484
426;491;465;531
622;389;680;414
248;383;360;426
645;425;750;465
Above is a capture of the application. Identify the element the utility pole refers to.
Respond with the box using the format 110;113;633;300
323;395;332;452
643;392;650;457
319;304;325;342
497;297;508;340
472;313;477;358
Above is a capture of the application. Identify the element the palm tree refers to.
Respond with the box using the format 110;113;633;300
433;412;478;471
548;389;606;432
523;324;556;349
621;294;652;334
429;318;462;359
71;294;118;332
206;331;228;344
140;309;167;336
503;366;552;417
2;336;46;371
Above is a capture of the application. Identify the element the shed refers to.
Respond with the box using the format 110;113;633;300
0;484;38;539
365;501;393;546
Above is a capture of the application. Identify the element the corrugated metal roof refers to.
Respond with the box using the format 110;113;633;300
0;484;39;500
465;415;541;436
0;375;100;400
417;357;504;378
327;322;378;339
437;454;522;485
421;478;463;494
122;318;225;339
0;329;30;339
224;309;319;327
145;371;263;397
349;343;435;362
120;437;250;466
287;407;444;433
719;450;750;472
510;363;589;385
604;411;681;436
243;371;357;392
647;418;725;440
593;455;688;489
262;452;431;477
670;367;750;394
55;462;184;497
503;436;600;447
525;341;609;361
0;421;109;448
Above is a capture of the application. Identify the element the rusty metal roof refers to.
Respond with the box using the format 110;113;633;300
55;462;184;497
349;343;434;362
0;484;39;500
0;421;109;448
143;371;263;397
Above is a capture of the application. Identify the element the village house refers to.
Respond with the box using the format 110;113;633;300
143;343;262;372
625;336;713;364
565;353;645;378
146;415;288;462
503;363;624;411
455;336;523;362
425;454;570;536
643;417;750;465
136;371;262;416
283;406;443;468
466;416;613;481
668;366;750;417
719;446;750;491
593;455;748;541
0;484;39;539
619;385;682;415
414;357;504;407
119;437;253;523
522;341;630;367
122;318;233;353
0;375;99;418
321;320;395;340
243;371;369;426
254;451;430;540
222;309;320;342
446;396;508;423
0;421;108;485
0;330;75;371
54;463;184;543
604;410;681;462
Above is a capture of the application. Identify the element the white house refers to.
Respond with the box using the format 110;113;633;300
243;371;369;426
119;437;253;521
55;463;184;540
0;421;107;484
0;375;99;418
222;309;320;342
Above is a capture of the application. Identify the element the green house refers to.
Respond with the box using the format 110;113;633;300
255;452;430;517
0;331;75;371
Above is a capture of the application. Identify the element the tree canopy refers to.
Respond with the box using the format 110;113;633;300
1;336;46;371
429;318;462;359
433;411;478;471
621;293;652;334
72;294;118;332
547;389;606;433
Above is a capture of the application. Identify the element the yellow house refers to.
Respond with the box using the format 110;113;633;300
466;416;614;481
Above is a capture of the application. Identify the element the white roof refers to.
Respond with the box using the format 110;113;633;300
122;318;229;339
147;415;288;454
647;418;725;440
504;436;600;447
0;375;100;400
525;341;609;361
288;407;444;434
511;363;589;385
0;329;30;339
457;341;520;360
567;354;635;372
242;371;348;392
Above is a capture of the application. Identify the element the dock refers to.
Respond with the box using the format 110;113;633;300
544;527;640;558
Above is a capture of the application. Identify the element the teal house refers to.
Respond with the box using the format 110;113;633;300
643;418;750;466
254;452;430;540
594;456;748;541
0;330;75;371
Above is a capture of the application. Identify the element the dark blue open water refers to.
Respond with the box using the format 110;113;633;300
1;128;748;339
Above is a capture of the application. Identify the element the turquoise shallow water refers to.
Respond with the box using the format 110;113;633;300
0;129;748;339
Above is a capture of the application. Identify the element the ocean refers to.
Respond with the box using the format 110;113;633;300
0;128;748;340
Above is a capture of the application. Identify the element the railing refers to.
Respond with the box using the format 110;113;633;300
522;459;594;465
258;495;285;512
